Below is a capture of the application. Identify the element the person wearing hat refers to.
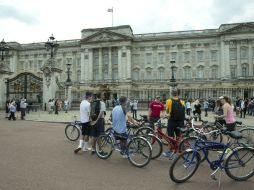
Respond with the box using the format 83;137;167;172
215;96;236;132
164;89;185;158
148;95;165;129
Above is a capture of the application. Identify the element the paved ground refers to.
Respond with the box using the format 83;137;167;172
0;113;253;190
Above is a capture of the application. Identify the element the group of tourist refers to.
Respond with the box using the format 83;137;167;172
5;97;27;120
235;97;254;118
74;89;237;159
48;98;69;114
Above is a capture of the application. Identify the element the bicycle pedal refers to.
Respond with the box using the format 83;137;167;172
211;174;217;181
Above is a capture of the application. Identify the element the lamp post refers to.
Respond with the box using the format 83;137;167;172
66;63;72;84
0;39;9;61
45;34;59;59
170;60;177;88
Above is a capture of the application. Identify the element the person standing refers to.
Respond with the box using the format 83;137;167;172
132;100;138;119
203;99;209;117
20;98;27;120
90;93;106;155
55;99;59;114
74;92;93;154
163;89;185;158
64;98;69;113
240;98;246;118
148;96;164;129
194;99;202;121
5;99;10;118
8;100;17;121
185;100;191;116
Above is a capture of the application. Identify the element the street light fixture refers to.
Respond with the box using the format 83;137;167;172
66;63;72;83
170;60;177;87
45;34;59;59
0;39;9;61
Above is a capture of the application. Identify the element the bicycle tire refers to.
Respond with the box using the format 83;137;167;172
95;134;113;159
135;127;154;136
225;147;254;181
65;124;80;141
127;136;152;168
169;150;200;183
141;134;163;159
239;127;254;147
179;136;208;162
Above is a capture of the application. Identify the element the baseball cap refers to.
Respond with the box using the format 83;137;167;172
219;96;224;100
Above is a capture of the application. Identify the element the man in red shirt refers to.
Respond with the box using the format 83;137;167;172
148;96;165;128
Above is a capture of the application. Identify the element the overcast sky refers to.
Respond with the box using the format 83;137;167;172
0;0;254;44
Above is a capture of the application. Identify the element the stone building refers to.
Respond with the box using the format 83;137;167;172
1;22;254;109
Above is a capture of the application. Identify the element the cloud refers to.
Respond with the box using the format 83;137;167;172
0;4;39;25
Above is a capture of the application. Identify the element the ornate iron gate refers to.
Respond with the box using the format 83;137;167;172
6;72;43;102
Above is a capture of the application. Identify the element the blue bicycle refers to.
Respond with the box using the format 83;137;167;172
95;125;152;168
169;119;254;183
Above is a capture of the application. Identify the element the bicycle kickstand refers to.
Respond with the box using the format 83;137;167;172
210;167;223;188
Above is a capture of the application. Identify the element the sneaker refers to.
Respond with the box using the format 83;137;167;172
120;150;128;158
91;150;96;155
74;147;82;154
163;151;173;158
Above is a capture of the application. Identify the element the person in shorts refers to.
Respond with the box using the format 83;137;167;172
148;96;165;129
90;93;106;155
74;92;93;154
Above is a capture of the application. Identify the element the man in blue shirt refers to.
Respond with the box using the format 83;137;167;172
112;96;138;156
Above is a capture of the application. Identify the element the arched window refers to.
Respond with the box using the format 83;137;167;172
145;68;152;80
242;64;249;77
183;66;191;79
197;66;204;79
211;65;218;79
132;69;140;81
158;67;164;80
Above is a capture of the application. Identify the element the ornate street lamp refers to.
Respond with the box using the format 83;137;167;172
66;63;72;83
170;60;177;87
45;34;59;59
0;39;9;61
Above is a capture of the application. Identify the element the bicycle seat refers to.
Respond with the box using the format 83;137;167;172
235;121;242;125
176;127;188;133
227;131;242;139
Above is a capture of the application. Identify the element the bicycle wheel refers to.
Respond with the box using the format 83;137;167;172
179;136;207;162
142;134;163;159
239;127;254;147
95;134;113;159
169;150;200;183
135;127;154;136
127;136;152;168
225;147;254;181
65;124;80;141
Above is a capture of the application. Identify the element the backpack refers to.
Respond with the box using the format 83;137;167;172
170;99;185;121
90;100;101;121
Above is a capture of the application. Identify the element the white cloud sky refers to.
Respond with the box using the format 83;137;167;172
0;0;254;43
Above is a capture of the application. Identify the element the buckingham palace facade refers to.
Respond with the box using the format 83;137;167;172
1;22;254;108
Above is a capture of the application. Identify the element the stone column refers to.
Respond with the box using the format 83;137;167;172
118;47;122;80
126;46;131;80
108;47;112;80
237;43;241;77
220;40;225;79
88;49;93;80
99;48;102;80
223;42;230;79
0;74;6;109
80;51;85;82
248;41;252;76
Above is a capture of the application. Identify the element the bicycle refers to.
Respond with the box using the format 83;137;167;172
95;124;152;168
169;118;254;184
136;117;200;160
65;115;81;141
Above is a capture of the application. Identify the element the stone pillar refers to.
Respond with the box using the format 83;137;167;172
118;47;122;80
223;42;230;79
108;47;112;80
126;46;131;80
0;74;6;109
80;52;85;82
43;72;60;104
99;48;102;80
237;43;241;77
248;42;252;76
88;49;93;80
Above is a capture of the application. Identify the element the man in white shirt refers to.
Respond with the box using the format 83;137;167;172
74;92;93;154
64;98;69;113
90;93;107;155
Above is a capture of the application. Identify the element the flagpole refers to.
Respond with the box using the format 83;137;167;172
111;7;113;27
